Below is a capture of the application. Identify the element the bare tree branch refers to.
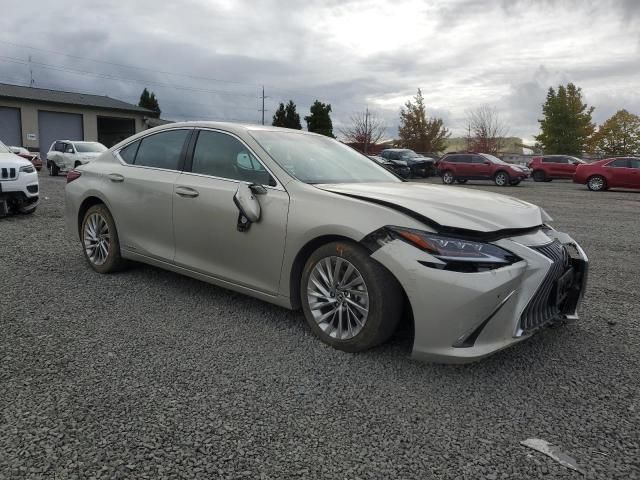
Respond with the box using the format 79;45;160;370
339;111;386;146
465;105;509;154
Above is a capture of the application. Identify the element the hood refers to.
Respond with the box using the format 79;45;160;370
0;152;31;169
317;182;544;233
405;156;433;164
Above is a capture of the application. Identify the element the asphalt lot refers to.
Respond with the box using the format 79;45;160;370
1;173;639;480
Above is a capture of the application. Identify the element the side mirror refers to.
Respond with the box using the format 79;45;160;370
573;161;581;165
66;148;74;154
233;183;262;232
483;161;491;165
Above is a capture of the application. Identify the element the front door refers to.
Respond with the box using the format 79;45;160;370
628;158;640;188
173;129;289;295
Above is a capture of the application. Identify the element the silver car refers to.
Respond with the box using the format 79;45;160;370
65;122;588;363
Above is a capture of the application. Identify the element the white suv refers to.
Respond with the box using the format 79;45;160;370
0;140;39;216
47;140;107;176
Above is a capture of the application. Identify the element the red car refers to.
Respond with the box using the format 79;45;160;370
9;146;43;171
437;152;530;186
528;155;586;182
573;157;640;191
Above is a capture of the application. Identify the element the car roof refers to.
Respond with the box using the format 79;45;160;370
144;121;327;138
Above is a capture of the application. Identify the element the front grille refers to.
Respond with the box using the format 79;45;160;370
519;241;570;333
27;185;38;194
1;167;17;179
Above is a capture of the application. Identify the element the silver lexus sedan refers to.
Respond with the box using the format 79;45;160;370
65;122;588;363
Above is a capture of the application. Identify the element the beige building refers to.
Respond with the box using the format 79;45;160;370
0;82;154;155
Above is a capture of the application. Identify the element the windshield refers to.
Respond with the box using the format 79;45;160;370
399;150;419;159
73;142;107;153
250;131;400;184
0;140;12;154
481;153;509;165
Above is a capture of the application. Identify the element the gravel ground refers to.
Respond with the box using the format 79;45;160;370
1;173;638;480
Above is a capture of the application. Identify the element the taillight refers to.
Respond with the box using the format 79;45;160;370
67;169;82;183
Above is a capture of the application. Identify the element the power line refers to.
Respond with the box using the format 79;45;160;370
0;39;371;111
0;56;260;99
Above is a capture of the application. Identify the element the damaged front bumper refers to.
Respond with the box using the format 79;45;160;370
370;228;588;363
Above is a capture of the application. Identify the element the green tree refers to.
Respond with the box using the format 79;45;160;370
272;100;302;129
138;88;161;117
590;109;640;156
398;89;450;153
535;83;594;155
304;100;334;137
272;103;287;127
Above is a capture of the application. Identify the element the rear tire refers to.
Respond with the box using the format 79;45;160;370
81;204;126;273
532;170;546;182
587;175;607;191
442;171;455;185
300;241;402;353
494;171;509;186
48;162;59;176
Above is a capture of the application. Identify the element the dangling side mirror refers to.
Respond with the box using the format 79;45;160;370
233;183;263;232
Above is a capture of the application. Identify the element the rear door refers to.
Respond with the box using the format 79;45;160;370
628;158;640;188
604;158;632;187
172;128;290;294
109;128;192;261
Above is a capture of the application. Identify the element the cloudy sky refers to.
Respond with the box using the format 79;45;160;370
1;0;638;142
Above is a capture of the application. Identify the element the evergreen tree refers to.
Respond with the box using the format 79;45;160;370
304;100;334;137
398;89;450;153
535;83;594;155
272;103;287;127
138;88;161;117
284;100;302;130
272;100;302;129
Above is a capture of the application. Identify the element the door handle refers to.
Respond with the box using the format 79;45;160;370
108;173;124;182
175;186;199;198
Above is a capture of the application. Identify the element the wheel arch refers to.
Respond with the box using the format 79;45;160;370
77;196;107;237
288;234;411;318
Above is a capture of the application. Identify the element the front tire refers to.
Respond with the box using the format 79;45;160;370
81;204;126;273
442;171;455;185
532;170;546;182
587;175;607;191
494;171;509;186
300;241;402;353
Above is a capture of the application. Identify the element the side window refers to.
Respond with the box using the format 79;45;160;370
55;142;65;152
389;152;400;160
380;151;389;159
119;140;140;164
191;130;272;185
472;155;485;163
607;159;629;168
459;155;472;163
629;159;640;169
134;130;189;170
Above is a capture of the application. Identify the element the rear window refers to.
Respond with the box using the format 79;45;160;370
118;140;140;164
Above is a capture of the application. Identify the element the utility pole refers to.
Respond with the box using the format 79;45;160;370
28;55;34;87
260;86;268;125
363;106;370;154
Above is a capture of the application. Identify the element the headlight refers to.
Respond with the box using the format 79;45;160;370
389;227;521;272
19;165;35;174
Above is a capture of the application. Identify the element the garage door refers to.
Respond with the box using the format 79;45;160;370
38;111;83;157
0;107;22;147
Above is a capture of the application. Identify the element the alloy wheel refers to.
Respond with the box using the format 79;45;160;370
307;256;369;340
495;172;508;186
83;212;110;265
443;172;454;184
588;176;604;191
